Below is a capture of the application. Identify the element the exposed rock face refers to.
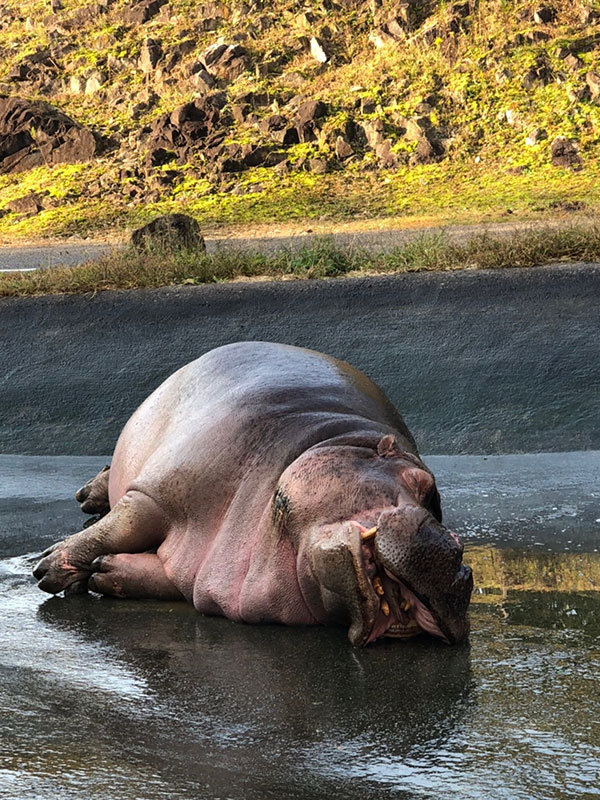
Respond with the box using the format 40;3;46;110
124;0;168;24
0;96;99;174
146;94;228;160
131;213;206;251
199;43;250;81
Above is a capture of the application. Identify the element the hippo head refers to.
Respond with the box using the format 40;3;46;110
286;436;473;646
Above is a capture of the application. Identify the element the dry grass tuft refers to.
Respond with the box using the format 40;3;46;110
2;225;599;297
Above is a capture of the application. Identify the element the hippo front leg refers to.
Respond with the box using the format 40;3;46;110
33;491;169;595
88;553;184;600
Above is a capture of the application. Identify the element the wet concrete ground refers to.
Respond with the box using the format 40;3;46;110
2;453;599;799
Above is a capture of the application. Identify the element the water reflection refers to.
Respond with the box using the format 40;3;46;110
38;595;474;752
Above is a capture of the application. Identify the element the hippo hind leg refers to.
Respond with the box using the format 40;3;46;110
33;490;169;596
76;465;111;519
88;553;183;600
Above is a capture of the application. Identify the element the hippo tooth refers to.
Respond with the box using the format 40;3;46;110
381;599;390;616
360;526;378;541
401;600;411;611
373;576;384;596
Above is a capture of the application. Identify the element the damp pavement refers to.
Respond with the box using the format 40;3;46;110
1;262;600;798
1;452;599;800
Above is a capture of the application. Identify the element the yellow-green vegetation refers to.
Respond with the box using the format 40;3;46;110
0;0;599;239
466;545;600;599
1;223;599;296
0;160;598;241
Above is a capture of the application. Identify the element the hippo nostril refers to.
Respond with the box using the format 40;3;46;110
452;563;473;593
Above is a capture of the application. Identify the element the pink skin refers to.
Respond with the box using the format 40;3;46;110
33;342;471;645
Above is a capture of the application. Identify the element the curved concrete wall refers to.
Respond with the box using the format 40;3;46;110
1;263;598;455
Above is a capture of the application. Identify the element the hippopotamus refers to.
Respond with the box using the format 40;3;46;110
34;342;473;646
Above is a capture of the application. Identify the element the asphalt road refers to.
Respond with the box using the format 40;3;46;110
1;262;598;455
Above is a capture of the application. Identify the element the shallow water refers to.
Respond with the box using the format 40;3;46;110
1;453;599;800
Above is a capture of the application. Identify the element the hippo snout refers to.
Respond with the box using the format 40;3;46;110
373;506;473;643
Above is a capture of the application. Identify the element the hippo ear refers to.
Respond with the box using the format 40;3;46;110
377;434;399;457
403;468;443;523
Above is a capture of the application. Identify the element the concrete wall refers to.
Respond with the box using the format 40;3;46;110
1;263;598;455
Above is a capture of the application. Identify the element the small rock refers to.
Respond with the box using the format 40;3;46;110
69;75;85;94
131;214;206;252
125;0;168;25
145;147;177;167
5;193;44;215
335;135;353;159
0;96;100;174
586;71;600;100
85;72;106;94
308;157;328;173
375;140;398;168
360;97;376;114
200;42;250;81
280;71;306;88
140;38;162;73
51;0;63;10
525;128;546;146
295;99;328;142
310;36;329;63
533;6;556;24
410;136;436;165
360;117;385;148
564;53;583;71
191;67;215;93
296;11;316;29
550;136;582;168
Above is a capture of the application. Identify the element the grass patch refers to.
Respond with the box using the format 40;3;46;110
1;224;599;297
0;159;599;242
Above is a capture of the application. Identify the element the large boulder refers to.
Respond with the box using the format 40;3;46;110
0;96;100;174
131;214;206;251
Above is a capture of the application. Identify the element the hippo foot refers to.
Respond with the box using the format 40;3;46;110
33;532;95;595
88;553;183;600
34;491;171;597
76;465;110;517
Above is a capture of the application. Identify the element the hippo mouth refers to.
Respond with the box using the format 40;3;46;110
359;526;448;644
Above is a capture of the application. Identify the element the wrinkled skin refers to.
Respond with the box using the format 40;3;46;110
34;342;473;645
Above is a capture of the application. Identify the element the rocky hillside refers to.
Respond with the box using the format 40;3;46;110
0;0;599;237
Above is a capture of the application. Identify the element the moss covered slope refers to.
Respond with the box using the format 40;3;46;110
0;0;599;239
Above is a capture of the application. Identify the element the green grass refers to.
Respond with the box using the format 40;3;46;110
2;224;599;297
